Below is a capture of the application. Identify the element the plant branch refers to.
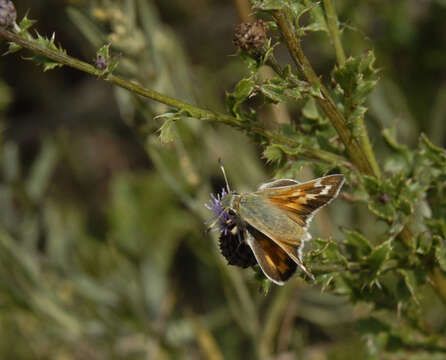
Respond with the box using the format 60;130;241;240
323;0;345;66
323;0;382;182
0;28;349;168
259;284;295;359
272;10;381;178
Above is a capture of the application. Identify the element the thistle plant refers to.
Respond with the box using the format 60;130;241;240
0;0;446;359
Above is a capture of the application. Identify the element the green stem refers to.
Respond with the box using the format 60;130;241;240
259;285;295;359
323;0;381;179
272;10;381;178
0;28;349;168
323;0;345;66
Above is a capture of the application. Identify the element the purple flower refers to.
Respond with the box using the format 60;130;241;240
205;189;235;235
95;55;107;70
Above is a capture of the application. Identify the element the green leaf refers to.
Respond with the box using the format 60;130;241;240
302;97;319;119
435;239;446;272
227;77;256;117
419;133;446;168
4;15;37;55
310;238;348;266
299;1;328;33
5;42;22;55
309;83;324;99
254;0;288;10
382;127;415;175
332;51;379;125
259;77;303;104
367;240;392;279
238;50;260;72
233;78;255;100
158;119;176;144
357;317;390;335
362;175;380;194
18;14;37;33
274;159;308;179
343;229;372;260
263;144;284;163
382;128;408;152
27;32;66;71
155;110;193;144
397;269;421;305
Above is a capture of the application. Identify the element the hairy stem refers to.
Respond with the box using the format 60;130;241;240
323;0;345;66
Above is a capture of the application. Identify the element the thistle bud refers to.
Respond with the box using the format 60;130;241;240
94;55;107;71
0;0;16;29
233;20;268;56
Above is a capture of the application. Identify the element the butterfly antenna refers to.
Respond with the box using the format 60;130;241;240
219;158;231;193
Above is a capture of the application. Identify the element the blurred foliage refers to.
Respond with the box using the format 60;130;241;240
1;0;446;359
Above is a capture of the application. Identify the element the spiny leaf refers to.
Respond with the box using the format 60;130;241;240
18;14;37;33
227;77;255;117
302;97;319;120
343;229;372;260
263;144;284;163
156;111;191;144
4;15;37;55
367;240;392;279
382;128;409;153
299;1;328;34
233;78;255;100
259;77;303;104
310;238;348;266
158;119;176;144
254;0;327;34
397;269;422;305
357;317;390;335
418;133;446;168
263;142;304;165
27;32;66;71
333;51;379;126
253;0;288;10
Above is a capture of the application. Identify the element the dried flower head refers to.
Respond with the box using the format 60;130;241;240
233;20;268;56
0;0;16;29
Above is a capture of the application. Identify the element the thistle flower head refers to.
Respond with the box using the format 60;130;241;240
205;189;257;269
205;189;235;235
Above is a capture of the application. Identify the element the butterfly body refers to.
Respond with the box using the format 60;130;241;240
208;171;344;285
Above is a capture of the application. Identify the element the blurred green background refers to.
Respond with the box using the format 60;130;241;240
1;0;446;359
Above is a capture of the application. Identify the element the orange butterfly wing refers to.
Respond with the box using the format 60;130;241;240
246;226;297;285
259;174;345;229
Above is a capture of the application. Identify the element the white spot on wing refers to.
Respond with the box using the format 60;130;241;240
258;178;300;190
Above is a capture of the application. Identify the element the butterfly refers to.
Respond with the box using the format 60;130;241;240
206;161;344;285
